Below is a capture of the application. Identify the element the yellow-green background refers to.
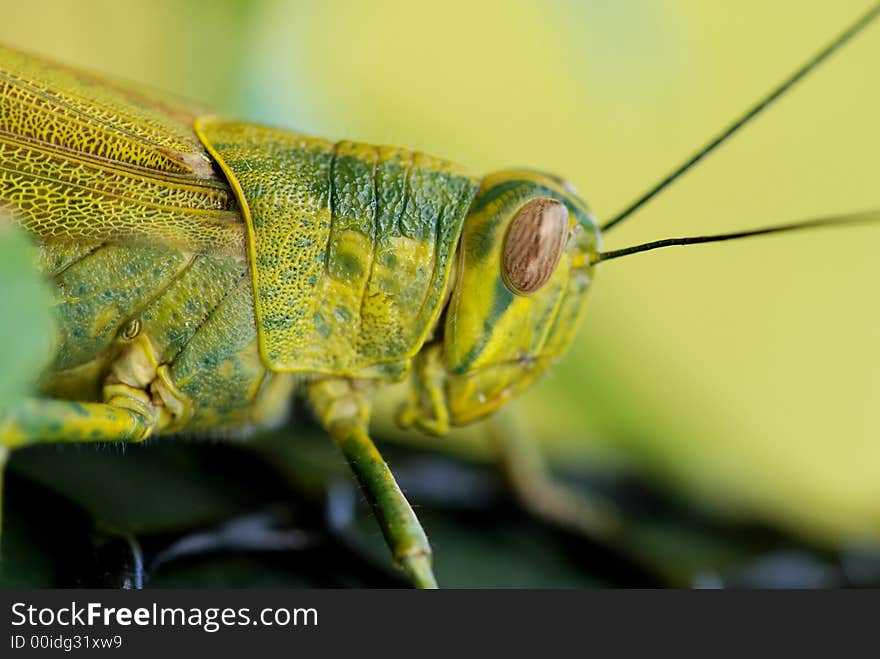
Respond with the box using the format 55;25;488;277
2;0;878;545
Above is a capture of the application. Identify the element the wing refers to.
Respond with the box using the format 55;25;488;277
0;45;244;255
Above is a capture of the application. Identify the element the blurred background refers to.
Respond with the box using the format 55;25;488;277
1;0;879;587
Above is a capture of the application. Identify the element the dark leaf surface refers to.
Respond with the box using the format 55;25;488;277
2;418;868;588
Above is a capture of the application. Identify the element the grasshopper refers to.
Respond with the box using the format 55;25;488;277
0;5;877;588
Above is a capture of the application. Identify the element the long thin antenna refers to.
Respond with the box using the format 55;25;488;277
592;210;880;264
600;3;880;234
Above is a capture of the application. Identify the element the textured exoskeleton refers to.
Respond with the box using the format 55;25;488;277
0;45;600;587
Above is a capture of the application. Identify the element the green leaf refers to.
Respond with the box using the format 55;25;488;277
0;223;54;414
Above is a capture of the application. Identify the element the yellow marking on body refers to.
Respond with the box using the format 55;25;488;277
91;306;120;337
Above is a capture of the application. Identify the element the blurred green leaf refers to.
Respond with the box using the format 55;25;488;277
0;223;54;414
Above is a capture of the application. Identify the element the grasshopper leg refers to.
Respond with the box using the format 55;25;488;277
396;344;450;436
0;396;155;449
308;379;437;589
0;396;156;550
488;405;622;542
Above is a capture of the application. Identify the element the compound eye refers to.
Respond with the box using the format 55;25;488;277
502;199;569;295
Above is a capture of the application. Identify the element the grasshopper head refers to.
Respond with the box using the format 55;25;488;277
437;170;600;426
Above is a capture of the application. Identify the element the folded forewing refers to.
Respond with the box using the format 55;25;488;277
0;45;244;255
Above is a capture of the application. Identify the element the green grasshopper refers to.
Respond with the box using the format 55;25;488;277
0;5;877;588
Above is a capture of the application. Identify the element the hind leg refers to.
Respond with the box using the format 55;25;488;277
0;396;155;449
0;395;157;547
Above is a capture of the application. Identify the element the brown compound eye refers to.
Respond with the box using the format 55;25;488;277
501;198;569;295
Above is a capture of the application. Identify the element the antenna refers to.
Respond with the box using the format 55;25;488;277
600;3;880;234
592;210;880;264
